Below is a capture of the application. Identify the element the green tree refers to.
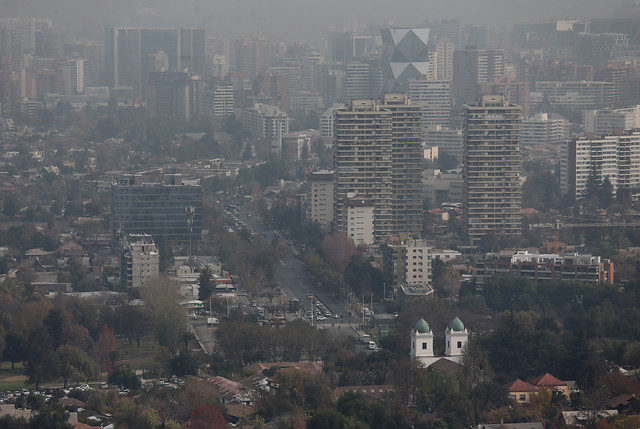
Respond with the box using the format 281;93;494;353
108;365;142;391
56;345;96;387
197;266;213;302
154;299;187;353
3;195;19;217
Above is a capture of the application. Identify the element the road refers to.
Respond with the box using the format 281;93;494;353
236;209;359;329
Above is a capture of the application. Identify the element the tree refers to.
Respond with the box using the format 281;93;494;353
307;409;348;429
599;176;615;209
197;266;213;302
321;232;357;275
187;405;227;429
154;299;187;353
108;365;142;391
4;333;26;370
3;195;19;217
24;326;58;389
56;345;96;387
98;324;117;373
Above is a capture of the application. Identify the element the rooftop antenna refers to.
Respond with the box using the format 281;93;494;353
186;206;195;269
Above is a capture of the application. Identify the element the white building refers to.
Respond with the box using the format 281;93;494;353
405;238;432;285
242;103;289;155
583;105;640;135
346;196;375;246
308;170;334;233
120;234;159;289
62;58;86;95
320;103;344;137
410;317;469;367
562;131;640;200
408;77;452;133
522;113;569;146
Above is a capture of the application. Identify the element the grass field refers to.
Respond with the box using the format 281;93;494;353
0;335;162;391
0;362;27;392
115;336;161;371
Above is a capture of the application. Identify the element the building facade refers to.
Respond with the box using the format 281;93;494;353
146;71;200;120
346;196;375;246
583;105;640;135
308;170;334;233
383;235;432;287
408;77;452;133
120;234;159;289
463;95;522;245
242;103;289;155
333;94;423;242
112;175;202;243
561;131;640;201
453;48;505;106
381;28;430;93
104;27;206;95
410;317;469;367
476;250;614;285
522;113;569;146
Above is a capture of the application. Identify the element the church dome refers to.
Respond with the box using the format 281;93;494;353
448;317;465;332
414;318;430;333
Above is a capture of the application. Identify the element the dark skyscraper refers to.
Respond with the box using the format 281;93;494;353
105;27;205;96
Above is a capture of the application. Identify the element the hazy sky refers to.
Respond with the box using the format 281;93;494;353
4;0;625;41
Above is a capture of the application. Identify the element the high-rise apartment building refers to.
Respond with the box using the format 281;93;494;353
561;132;640;201
383;235;433;287
242;103;289;155
583;105;640;135
120;234;159;289
453;48;505;106
308;170;335;233
235;36;271;79
334;93;423;242
408;77;451;133
104;27;206;95
146;72;200;121
463;95;522;245
201;83;234;118
61;58;85;95
522;113;569;146
434;41;455;81
64;40;104;87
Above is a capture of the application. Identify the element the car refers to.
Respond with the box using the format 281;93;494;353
368;341;378;351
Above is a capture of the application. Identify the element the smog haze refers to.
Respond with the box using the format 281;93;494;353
1;0;623;40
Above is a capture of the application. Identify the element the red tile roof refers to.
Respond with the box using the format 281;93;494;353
529;373;567;388
505;379;539;393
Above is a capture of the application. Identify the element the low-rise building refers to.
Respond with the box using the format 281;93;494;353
476;250;614;286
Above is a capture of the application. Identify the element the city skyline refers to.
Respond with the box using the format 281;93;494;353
0;0;625;42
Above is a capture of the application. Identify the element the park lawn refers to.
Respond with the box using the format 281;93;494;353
115;335;161;371
0;361;26;392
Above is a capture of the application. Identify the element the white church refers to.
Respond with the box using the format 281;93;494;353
410;316;469;367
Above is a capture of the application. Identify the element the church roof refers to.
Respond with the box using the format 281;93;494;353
414;318;430;333
448;316;465;332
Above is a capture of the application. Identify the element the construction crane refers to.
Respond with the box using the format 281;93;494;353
529;219;640;254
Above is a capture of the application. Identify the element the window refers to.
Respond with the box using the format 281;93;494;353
519;395;526;401
422;342;427;350
457;341;462;348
